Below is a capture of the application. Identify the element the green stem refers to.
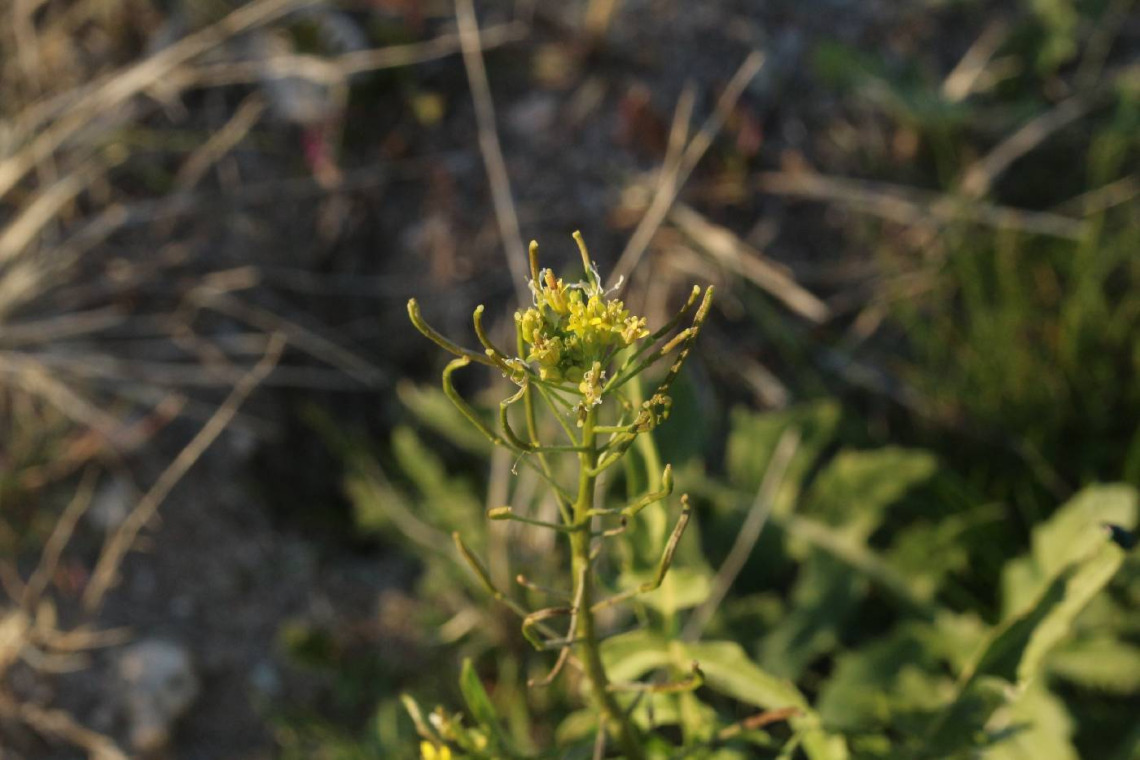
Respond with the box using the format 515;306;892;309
627;373;662;492
572;407;644;760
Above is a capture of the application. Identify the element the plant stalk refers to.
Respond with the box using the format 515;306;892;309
572;407;644;759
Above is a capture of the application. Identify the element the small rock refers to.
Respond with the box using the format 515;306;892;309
507;95;559;141
249;31;336;127
170;595;196;620
249;659;281;699
746;27;805;103
117;639;199;753
87;477;136;534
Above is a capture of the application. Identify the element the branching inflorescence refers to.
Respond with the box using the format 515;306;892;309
406;233;713;759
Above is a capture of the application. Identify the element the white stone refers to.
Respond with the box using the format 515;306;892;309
117;639;199;753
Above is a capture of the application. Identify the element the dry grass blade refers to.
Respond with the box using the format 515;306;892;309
665;83;698;164
608;52;765;289
174;94;266;190
0;352;124;435
0;610;30;675
59;162;395;245
0;307;125;346
20;468;98;611
668;203;830;323
755;170;1086;239
941;19;1008;103
716;707;802;740
610;81;694;283
82;334;286;612
584;0;621;40
31;623;132;653
1076;0;1136;89
191;287;383;385
23;350;362;390
0;0;315;200
0;159;105;268
1055;175;1139;216
0;693;128;760
178;21;527;88
702;331;789;409
455;0;530;304
958;95;1094;198
592;723;607;760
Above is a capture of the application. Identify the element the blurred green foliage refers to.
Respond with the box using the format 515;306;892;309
283;379;1138;758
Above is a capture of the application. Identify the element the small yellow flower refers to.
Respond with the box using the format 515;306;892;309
528;334;565;380
620;314;649;344
515;308;541;343
420;741;452;760
537;270;569;314
579;361;605;408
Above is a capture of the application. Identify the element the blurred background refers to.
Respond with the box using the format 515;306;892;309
1;0;1139;758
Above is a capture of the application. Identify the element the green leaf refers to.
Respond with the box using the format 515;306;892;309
676;690;719;744
682;641;849;760
924;539;1125;756
725;401;840;514
760;554;864;679
654;368;714;466
1031;485;1137;578
1017;545;1125;684
923;676;1009;757
604;634;847;759
887;505;1004;601
969;573;1072;684
391;426;454;502
459;659;511;756
759;447;940;678
620;689;719;738
599;629;672;684
1048;637;1140;694
398;381;493;457
1026;0;1080;71
981;683;1078;760
624;566;713;617
804;447;938;536
554;709;596;747
685;640;807;710
344;463;402;536
778;514;934;615
1004;485;1137;617
817;624;947;732
389;426;483;537
963;545;1125;688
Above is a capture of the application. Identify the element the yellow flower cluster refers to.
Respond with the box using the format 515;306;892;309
515;265;648;384
420;741;451;760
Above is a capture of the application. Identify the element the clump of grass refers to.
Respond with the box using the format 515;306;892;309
890;214;1140;512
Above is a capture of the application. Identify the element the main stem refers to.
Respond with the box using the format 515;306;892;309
572;407;644;759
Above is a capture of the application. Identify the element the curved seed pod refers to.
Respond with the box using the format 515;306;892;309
441;358;509;449
474;304;527;381
592;495;692;613
408;299;496;368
